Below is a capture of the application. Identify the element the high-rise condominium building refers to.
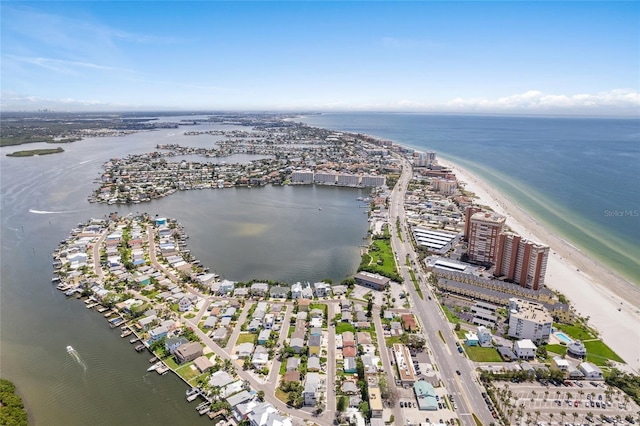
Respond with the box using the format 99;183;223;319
466;211;506;265
494;232;549;290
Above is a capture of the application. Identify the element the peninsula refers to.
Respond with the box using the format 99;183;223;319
48;116;640;426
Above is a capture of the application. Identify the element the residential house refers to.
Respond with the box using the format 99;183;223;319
269;286;289;299
175;342;203;364
236;342;255;358
290;337;304;354
234;288;249;298
465;332;479;346
257;329;271;345
252;346;269;369
477;326;493;347
209;370;235;389
194;355;214;373
203;316;218;329
218;279;235;295
309;308;324;319
341;380;359;395
291;282;303;299
263;314;275;329
332;285;347;296
286;357;300;372
303;372;319;406
513;339;537;360
148;325;169;342
247;319;261;332
211;327;228;341
344;357;357;373
313;282;330;298
250;282;269;297
297;298;311;312
308;335;322;355
138;314;158;330
356;332;372;345
165;336;189;355
307;356;321;372
342;331;355;348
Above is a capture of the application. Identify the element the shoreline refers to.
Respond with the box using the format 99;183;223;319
437;157;640;372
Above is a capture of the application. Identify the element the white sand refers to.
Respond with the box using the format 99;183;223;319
438;158;640;373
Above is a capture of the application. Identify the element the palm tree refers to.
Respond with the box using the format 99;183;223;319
544;390;549;401
560;410;566;424
535;410;541;422
556;390;561;400
549;412;554;423
566;391;572;401
573;412;579;423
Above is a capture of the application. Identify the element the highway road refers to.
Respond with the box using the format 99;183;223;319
388;156;497;426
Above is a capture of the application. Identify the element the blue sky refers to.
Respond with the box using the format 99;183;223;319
1;1;639;114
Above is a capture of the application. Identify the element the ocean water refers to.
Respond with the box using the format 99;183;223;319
299;113;640;285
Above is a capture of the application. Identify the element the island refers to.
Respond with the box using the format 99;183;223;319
6;147;64;157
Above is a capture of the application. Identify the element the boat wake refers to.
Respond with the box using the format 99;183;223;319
67;346;87;372
29;209;76;215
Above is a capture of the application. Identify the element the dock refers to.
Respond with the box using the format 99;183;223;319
156;364;170;375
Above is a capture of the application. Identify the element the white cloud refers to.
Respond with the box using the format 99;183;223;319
6;55;135;76
445;89;640;113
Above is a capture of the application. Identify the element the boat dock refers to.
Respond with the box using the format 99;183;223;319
156;364;170;375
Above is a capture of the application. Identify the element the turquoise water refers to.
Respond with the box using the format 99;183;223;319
555;332;573;344
299;113;640;285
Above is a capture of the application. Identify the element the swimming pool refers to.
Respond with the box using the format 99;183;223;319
555;332;573;344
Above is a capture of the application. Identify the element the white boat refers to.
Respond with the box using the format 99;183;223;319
147;361;163;372
66;345;73;352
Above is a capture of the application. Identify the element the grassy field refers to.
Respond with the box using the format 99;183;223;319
368;239;397;276
546;344;568;356
275;388;288;403
442;305;460;324
554;323;596;340
465;346;504;362
236;333;257;345
385;336;403;347
584;340;624;365
175;363;201;382
335;322;356;335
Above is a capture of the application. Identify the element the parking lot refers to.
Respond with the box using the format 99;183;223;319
398;385;459;426
493;380;639;425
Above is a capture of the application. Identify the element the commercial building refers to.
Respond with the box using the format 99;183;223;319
466;211;506;265
494;232;550;290
392;344;416;386
413;380;438;411
354;271;390;291
368;387;383;418
507;298;552;344
412;227;459;255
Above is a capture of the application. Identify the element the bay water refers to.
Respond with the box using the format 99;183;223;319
0;121;368;425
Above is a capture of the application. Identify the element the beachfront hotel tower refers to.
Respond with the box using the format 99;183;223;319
494;232;550;290
466;211;506;265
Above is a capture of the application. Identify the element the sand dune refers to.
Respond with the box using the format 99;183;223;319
438;158;640;373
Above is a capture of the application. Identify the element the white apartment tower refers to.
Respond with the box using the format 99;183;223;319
507;298;552;344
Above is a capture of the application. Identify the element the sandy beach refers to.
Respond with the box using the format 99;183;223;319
437;158;640;373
